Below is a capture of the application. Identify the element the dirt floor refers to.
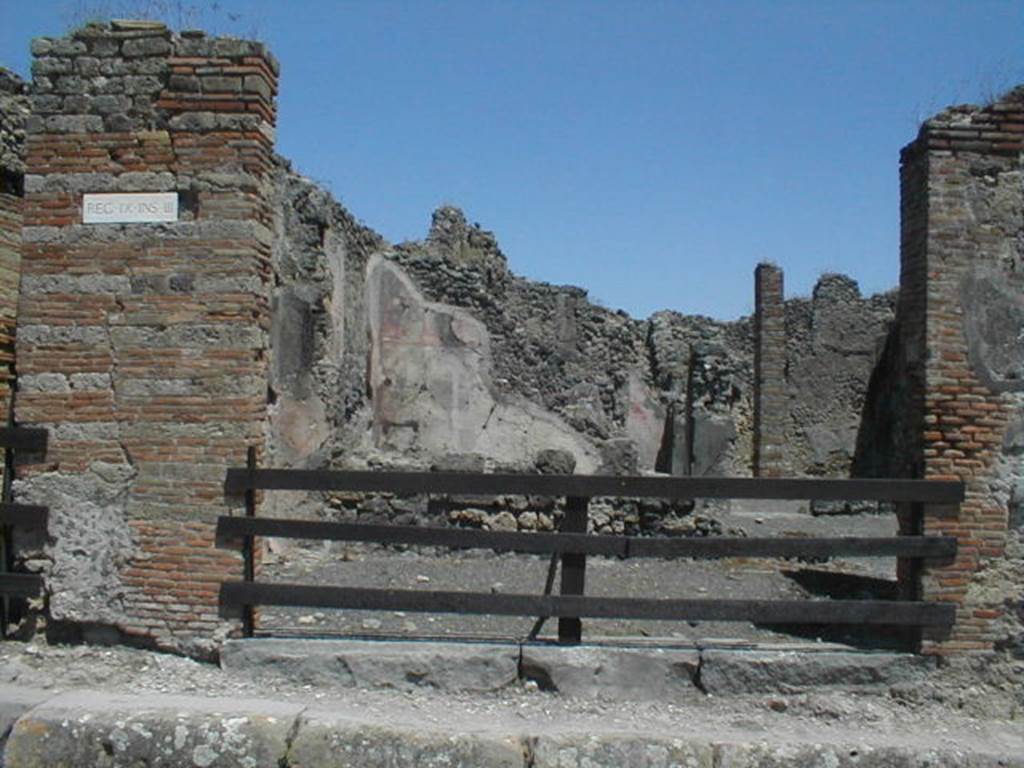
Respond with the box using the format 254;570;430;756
255;500;903;648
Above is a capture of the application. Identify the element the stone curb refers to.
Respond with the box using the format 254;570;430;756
2;687;1023;768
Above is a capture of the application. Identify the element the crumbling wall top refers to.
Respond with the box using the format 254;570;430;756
908;85;1024;156
0;68;29;182
26;20;278;138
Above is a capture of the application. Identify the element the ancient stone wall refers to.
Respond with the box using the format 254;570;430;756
0;21;991;652
267;194;892;490
786;275;895;478
0;70;28;430
12;21;277;655
896;87;1024;653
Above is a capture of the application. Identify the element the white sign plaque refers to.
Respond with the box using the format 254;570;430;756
83;192;179;224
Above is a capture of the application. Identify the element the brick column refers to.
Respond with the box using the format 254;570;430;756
899;88;1024;653
753;262;788;477
15;21;277;656
0;194;20;424
0;70;28;428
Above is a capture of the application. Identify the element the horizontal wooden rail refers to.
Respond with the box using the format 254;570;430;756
224;469;964;504
0;428;48;453
0;504;48;528
215;516;957;560
0;574;43;598
219;582;956;627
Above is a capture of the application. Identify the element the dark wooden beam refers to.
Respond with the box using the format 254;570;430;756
558;496;588;643
214;517;957;559
219;582;956;626
0;574;43;598
0;428;47;454
0;504;48;528
223;468;964;503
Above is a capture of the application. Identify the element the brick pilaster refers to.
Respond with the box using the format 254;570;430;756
0;70;28;435
753;262;787;477
0;193;20;424
15;21;277;655
899;88;1024;654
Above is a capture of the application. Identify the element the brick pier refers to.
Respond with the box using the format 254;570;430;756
14;21;277;655
898;87;1024;653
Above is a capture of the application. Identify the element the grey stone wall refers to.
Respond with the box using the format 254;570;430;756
0;68;28;188
786;275;896;477
266;185;896;494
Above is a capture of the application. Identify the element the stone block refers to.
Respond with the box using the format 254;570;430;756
29;38;54;56
87;38;121;56
243;74;272;100
532;736;713;768
201;75;242;93
520;645;701;700
3;691;300;768
699;650;937;695
220;639;520;693
0;685;51;754
90;94;131;114
74;57;101;76
534;448;576;475
599;437;638;475
290;716;525;768
43;114;103;133
431;452;486;473
103;113;137;132
168;74;200;93
714;742;1020;767
120;36;172;57
691;413;736;476
31;58;72;77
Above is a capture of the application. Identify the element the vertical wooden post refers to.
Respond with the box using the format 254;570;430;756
896;500;923;651
558;495;588;644
0;395;17;636
242;446;257;638
916;501;958;651
0;438;11;636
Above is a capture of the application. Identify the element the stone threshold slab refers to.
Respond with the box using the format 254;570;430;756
220;637;938;699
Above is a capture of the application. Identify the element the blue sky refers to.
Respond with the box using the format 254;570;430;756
2;1;1022;319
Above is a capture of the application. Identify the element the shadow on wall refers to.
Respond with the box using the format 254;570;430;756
851;321;920;480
